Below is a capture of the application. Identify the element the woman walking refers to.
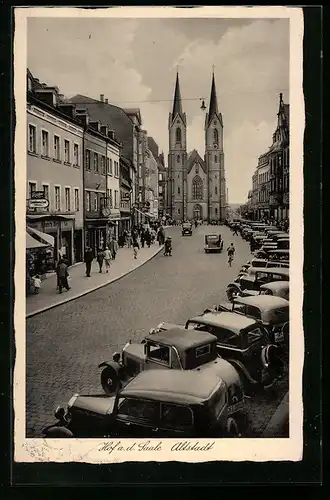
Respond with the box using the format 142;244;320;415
132;231;140;259
97;247;105;273
104;246;112;273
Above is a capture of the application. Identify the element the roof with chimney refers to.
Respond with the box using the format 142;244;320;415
205;72;223;128
70;94;136;162
187;149;206;174
169;72;186;126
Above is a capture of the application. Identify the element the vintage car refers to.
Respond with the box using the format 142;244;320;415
226;267;290;301
239;258;289;276
276;238;290;250
99;328;243;396
204;234;224;253
42;369;246;438
182;222;193;236
156;311;284;393
229;295;289;350
259;281;289;301
254;249;290;262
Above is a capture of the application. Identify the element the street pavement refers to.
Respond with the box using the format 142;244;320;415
26;224;287;437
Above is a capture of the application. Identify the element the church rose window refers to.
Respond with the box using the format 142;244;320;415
176;127;181;143
192;176;203;200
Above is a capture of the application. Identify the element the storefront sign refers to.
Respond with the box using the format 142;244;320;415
28;198;49;209
31;191;46;199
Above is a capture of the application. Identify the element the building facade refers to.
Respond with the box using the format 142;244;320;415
167;71;227;222
27;84;84;267
157;152;167;219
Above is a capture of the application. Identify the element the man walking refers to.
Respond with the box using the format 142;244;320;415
227;243;235;267
97;247;105;273
84;246;94;277
110;236;119;261
57;258;70;293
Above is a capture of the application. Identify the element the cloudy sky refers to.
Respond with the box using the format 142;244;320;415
27;15;289;204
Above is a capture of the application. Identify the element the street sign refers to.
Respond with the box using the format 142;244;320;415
31;191;47;199
28;198;49;209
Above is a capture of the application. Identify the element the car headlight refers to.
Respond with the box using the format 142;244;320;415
68;394;79;408
156;322;164;330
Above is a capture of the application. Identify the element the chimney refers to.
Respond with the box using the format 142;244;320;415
35;88;58;107
58;103;76;118
100;94;104;103
90;121;101;132
76;108;90;127
101;125;109;136
105;98;109;104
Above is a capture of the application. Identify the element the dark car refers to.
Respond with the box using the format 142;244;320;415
42;369;246;438
226;267;290;301
204;234;223;253
184;311;285;392
99;328;240;396
182;222;193;236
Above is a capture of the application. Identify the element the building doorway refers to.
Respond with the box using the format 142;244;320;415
193;204;203;220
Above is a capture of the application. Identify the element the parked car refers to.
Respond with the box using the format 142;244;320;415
42;369;246;438
229;295;289;350
239;259;289;277
99;327;240;396
226;267;290;301
182;222;193;236
259;281;289;301
155;312;284;393
204;234;224;253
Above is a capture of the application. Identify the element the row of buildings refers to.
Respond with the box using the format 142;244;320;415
26;70;166;268
241;93;290;222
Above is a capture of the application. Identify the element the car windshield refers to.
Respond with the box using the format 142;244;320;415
118;398;159;424
211;327;242;348
161;403;194;429
147;342;170;366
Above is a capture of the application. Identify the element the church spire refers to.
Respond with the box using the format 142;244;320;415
208;70;219;123
172;71;183;118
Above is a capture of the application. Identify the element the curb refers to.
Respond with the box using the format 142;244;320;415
262;391;289;437
26;245;164;319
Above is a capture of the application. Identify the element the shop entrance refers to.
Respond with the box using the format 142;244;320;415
61;230;72;265
74;230;83;262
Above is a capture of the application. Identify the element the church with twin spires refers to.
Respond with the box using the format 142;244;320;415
167;71;227;222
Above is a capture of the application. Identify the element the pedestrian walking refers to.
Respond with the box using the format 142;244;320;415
145;230;151;248
84;247;94;277
104;246;112;273
140;229;145;248
32;274;41;294
97;247;105;273
132;233;140;259
110;236;119;260
56;259;70;293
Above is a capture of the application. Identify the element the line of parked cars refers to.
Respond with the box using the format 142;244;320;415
43;221;289;440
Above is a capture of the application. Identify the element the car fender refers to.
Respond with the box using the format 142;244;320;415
261;344;279;368
226;358;259;385
98;360;122;372
227;282;242;293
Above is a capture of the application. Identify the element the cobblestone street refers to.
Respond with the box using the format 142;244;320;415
26;225;287;437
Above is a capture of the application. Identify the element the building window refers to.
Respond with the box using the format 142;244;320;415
177;155;180;163
109;159;113;175
93;192;98;211
86;191;91;212
114;161;119;177
41;130;49;157
94;152;98;171
215;207;218;215
101;156;106;175
42;185;49;210
106;158;110;174
178;186;180;195
109;189;113;208
176;127;181;143
73;144;79;166
215;186;218;195
213;128;219;144
214;155;217;163
195;164;199;174
28;125;37;153
74;188;79;212
54;135;60;161
192;175;203;200
85;149;91;170
159;173;163;182
114;190;119;208
64;140;70;163
29;182;36;198
65;187;71;211
178;207;180;215
55;186;61;212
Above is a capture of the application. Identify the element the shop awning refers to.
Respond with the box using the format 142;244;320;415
27;226;55;247
26;232;49;250
26;214;74;221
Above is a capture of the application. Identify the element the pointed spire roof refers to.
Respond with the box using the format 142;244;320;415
172;71;183;118
208;71;219;118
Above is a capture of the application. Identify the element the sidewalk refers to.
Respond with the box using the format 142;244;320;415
262;391;289;437
26;243;164;318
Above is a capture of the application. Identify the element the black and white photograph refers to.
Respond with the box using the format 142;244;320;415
14;6;304;463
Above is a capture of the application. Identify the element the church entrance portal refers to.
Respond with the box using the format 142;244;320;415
193;204;203;220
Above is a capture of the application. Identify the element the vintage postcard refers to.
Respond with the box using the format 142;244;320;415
14;6;304;464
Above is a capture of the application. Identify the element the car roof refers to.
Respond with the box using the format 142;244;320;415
260;281;289;291
190;311;258;334
233;294;289;311
147;328;217;350
120;369;223;404
206;233;220;237
249;267;290;276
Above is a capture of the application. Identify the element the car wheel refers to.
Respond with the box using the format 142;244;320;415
101;366;120;395
226;286;240;302
226;417;241;437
